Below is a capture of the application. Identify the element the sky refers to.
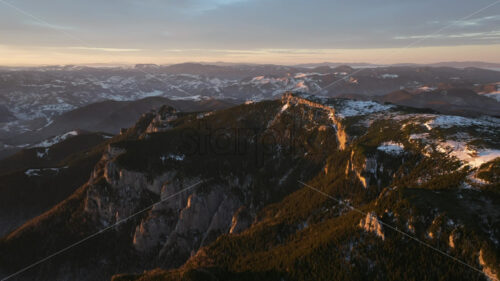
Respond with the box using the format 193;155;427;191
0;0;499;65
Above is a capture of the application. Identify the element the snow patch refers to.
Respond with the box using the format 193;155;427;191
25;167;67;177
169;95;203;101
409;133;429;142
437;141;500;168
37;148;49;158
160;154;185;163
33;131;79;148
380;74;398;79
140;90;163;98
427;115;490;129
336;100;393;118
377;142;405;156
482;91;500;102
293;72;329;78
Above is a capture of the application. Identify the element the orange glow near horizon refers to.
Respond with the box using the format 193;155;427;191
1;44;500;66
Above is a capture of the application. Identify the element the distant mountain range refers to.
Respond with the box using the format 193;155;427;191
340;88;500;117
1;63;499;159
295;61;500;70
5;61;500;70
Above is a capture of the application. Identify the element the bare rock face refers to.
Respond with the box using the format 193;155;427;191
479;249;499;281
281;93;348;150
132;178;199;254
145;106;178;133
84;145;176;226
229;206;253;234
84;144;249;267
84;143;254;268
202;195;242;245
177;190;225;234
157;188;242;266
346;146;406;189
448;233;456;248
359;212;385;240
347;151;372;188
133;210;173;252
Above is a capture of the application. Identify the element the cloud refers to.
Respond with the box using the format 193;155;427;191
161;48;339;56
394;30;500;40
448;30;500;39
452;15;500;27
163;0;249;14
69;47;142;52
24;20;73;30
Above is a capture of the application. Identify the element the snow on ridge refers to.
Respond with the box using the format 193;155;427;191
424;115;500;130
429;116;482;128
437;140;500;168
33;130;79;148
377;141;405;156
336;100;393;118
408;119;499;169
169;95;203;101
294;72;330;78
139;90;164;98
251;76;267;83
249;75;289;86
294;73;312;78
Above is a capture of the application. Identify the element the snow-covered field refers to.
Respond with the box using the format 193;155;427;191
436;141;500;168
424;115;499;129
334;100;394;118
320;96;500;172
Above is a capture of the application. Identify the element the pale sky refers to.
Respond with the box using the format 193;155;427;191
1;0;499;66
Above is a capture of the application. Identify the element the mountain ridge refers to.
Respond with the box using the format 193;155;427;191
1;92;499;281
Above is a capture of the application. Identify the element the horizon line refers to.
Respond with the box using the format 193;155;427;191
2;60;500;68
